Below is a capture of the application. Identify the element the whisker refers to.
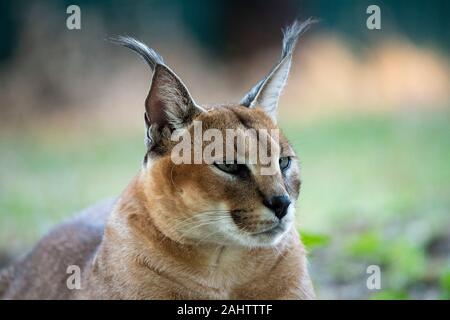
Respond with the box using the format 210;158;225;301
181;216;231;236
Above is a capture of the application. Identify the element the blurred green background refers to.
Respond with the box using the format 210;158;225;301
0;0;449;299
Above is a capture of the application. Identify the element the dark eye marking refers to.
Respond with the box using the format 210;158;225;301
213;161;249;178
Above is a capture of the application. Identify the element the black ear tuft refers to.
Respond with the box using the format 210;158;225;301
109;36;164;71
112;36;204;153
240;18;316;121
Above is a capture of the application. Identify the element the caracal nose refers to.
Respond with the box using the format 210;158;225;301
263;195;291;219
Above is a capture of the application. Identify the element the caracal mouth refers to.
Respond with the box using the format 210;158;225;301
250;223;286;237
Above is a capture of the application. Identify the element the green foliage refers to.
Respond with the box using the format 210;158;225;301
348;233;427;284
370;290;409;300
301;231;330;251
347;232;383;257
439;268;450;299
384;240;427;288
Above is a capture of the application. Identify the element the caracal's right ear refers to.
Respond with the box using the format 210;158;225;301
240;19;315;122
110;36;205;154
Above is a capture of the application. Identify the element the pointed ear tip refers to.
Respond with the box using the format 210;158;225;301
283;17;318;38
291;17;319;27
280;17;317;60
301;17;320;30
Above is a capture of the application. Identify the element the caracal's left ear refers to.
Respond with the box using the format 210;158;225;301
110;36;205;154
240;19;315;122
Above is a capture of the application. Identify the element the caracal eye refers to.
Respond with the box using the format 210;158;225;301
279;157;291;172
213;162;240;174
213;161;250;177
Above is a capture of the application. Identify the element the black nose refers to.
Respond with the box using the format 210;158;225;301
263;195;291;220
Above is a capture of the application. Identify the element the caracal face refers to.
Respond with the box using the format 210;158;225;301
113;19;314;248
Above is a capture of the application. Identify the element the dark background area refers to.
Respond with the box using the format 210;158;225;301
1;0;449;62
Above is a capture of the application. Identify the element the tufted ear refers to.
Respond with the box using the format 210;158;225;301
111;36;204;152
240;19;315;122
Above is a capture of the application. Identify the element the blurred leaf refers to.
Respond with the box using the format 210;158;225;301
383;239;427;288
439;268;450;300
370;290;409;300
347;232;383;258
301;231;330;251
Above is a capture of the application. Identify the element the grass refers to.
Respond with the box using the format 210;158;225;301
0;110;449;298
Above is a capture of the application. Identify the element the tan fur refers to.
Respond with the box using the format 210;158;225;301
1;104;314;300
1;20;316;299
